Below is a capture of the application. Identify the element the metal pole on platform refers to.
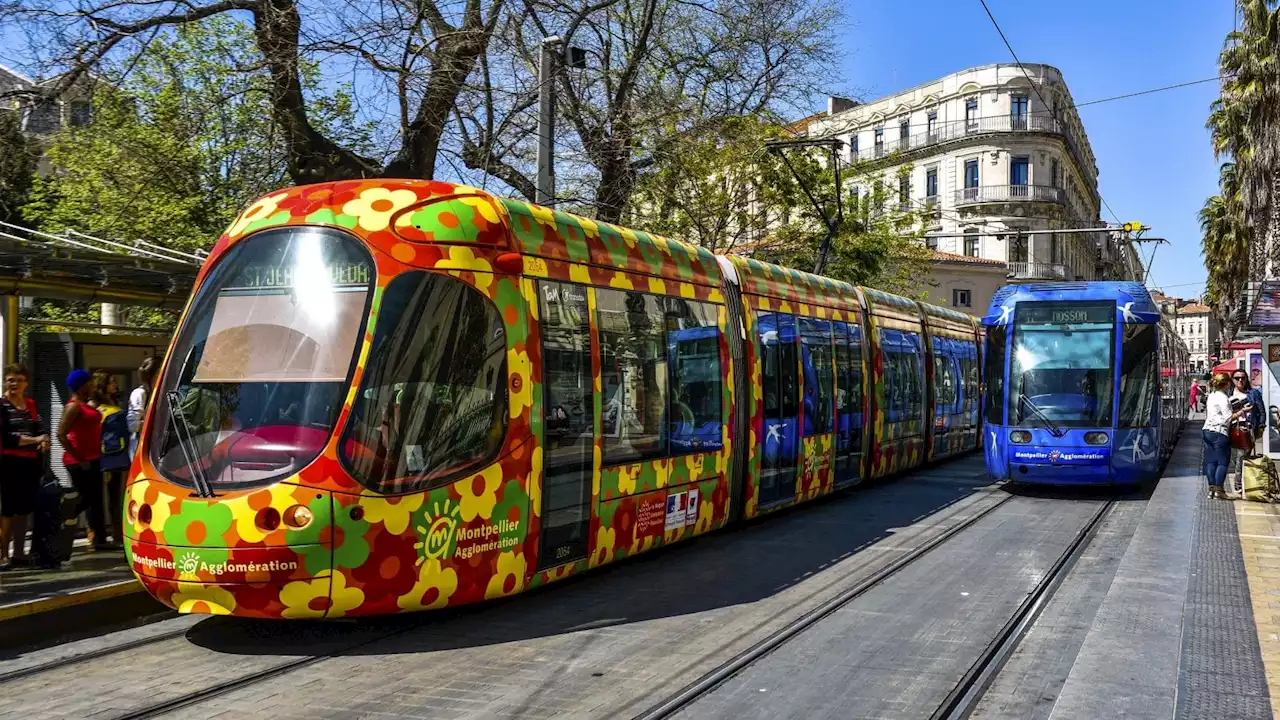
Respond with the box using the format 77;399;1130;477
536;36;562;206
1;295;17;369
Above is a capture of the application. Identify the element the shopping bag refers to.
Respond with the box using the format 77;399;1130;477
1242;454;1280;502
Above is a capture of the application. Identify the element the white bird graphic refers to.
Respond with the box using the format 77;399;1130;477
761;330;778;344
989;430;997;448
1119;302;1141;323
997;304;1013;325
766;423;783;443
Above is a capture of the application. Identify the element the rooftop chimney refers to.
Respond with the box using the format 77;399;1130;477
828;96;858;116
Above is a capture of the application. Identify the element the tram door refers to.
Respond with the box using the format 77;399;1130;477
536;281;594;569
758;313;799;506
833;320;864;486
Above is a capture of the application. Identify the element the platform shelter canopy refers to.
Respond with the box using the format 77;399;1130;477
0;221;203;308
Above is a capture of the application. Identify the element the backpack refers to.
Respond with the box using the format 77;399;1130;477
100;403;129;458
1242;454;1280;502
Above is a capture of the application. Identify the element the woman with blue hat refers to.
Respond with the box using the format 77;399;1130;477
57;369;109;551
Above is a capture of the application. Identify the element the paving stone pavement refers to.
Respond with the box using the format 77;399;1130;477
1235;498;1280;720
0;456;997;720
674;493;1109;720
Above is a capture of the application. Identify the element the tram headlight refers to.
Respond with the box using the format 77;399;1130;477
1010;431;1032;444
1084;432;1109;445
283;505;313;529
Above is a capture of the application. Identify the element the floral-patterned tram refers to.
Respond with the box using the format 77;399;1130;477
125;179;984;619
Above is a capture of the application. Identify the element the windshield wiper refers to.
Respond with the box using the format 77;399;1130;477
167;390;215;497
1018;393;1065;438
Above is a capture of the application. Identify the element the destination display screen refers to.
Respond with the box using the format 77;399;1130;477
1017;303;1113;325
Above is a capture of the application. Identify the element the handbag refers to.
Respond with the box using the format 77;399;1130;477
1232;424;1255;451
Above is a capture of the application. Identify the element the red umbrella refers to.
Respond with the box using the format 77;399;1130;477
1212;359;1240;375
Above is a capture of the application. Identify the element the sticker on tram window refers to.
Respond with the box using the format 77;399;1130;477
405;445;426;474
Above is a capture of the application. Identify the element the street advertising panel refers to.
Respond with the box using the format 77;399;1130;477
1264;341;1280;458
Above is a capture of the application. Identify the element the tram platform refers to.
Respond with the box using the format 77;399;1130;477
0;540;149;648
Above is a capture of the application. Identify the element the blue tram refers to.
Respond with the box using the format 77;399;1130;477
981;282;1189;485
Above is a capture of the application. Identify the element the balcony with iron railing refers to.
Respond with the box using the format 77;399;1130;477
850;113;1093;190
954;184;1064;205
1007;261;1069;280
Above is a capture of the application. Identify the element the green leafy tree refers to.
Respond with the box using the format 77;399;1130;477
0;110;37;224
629;117;930;293
23;18;372;253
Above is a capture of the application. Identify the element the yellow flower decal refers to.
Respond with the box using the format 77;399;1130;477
589;526;616;569
458;195;501;225
694;498;715;535
399;559;458;610
608;272;634;290
528;446;544;518
437;245;495;291
647;277;666;294
359;492;425;535
654;457;672;488
617;464;640;495
458;464;503;521
327;570;366;618
342;187;418;232
485;551;528;599
279;573;332;619
508;348;533;419
229;191;288;237
577;217;600;239
530;203;556;227
171;582;236;615
129;480;173;536
570;264;592;284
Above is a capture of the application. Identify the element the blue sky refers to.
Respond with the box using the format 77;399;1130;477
838;0;1234;299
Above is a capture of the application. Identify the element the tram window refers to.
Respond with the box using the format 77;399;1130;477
598;289;668;463
341;271;507;493
849;323;864;416
151;226;373;490
881;329;922;423
984;325;1007;424
934;350;958;408
1118;324;1158;427
668;299;724;453
799;318;834;436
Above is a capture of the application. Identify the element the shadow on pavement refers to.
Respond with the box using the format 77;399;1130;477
184;456;997;657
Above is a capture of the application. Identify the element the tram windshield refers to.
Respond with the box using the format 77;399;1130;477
1007;302;1115;428
149;227;373;490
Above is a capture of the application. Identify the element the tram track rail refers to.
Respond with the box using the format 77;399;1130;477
633;494;1115;720
632;492;1019;720
0;625;192;685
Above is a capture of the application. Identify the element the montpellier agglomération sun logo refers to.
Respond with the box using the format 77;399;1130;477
178;551;201;576
415;498;462;565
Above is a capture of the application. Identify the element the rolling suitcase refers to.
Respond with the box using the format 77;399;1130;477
1242;454;1279;503
31;459;79;566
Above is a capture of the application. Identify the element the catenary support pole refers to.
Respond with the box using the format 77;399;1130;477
536;37;563;206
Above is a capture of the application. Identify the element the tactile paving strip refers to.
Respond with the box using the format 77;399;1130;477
1175;489;1273;720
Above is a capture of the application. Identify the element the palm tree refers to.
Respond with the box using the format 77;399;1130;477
1205;0;1280;337
1201;164;1250;338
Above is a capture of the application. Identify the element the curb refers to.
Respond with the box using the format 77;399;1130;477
0;578;144;623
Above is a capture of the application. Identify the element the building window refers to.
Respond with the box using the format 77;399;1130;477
1051;236;1062;263
953;289;971;308
899;119;909;142
963;159;979;200
926;236;938;251
1010;94;1028;129
965;99;979;130
69;100;91;127
963;230;979;257
874;127;884;156
925;168;938;203
1010;156;1029;195
927;111;937;138
1051;159;1060;188
1009;231;1028;263
850;134;858;157
898;175;910;211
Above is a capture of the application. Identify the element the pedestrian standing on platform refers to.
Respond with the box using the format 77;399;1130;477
0;364;49;569
58;369;109;551
90;370;128;546
1204;373;1247;499
1189;381;1201;416
1226;370;1264;494
127;356;158;458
